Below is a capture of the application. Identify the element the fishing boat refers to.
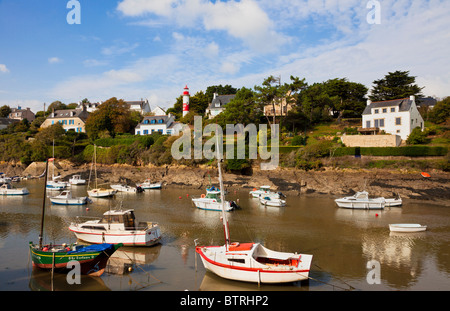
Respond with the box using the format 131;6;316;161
46;142;69;191
259;195;286;207
137;179;162;189
0;182;29;195
87;145;117;198
110;184;144;193
389;224;427;232
334;191;386;209
29;158;122;277
195;134;313;284
69;174;86;185
69;209;161;246
49;190;91;205
191;191;237;212
206;185;227;195
249;186;281;199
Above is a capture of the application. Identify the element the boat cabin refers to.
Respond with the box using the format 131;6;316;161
99;209;137;230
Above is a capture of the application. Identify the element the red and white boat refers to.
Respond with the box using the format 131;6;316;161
195;136;313;284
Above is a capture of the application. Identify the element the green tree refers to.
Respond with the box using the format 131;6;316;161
205;84;237;102
46;101;66;114
323;78;368;118
429;97;450;124
406;127;428;145
85;97;135;139
369;70;424;101
0;105;11;117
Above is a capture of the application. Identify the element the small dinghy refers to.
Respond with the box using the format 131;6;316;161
50;190;90;205
389;224;427;232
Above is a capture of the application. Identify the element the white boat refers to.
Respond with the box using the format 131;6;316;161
334;191;385;209
87;145;116;198
389;224;427;232
46;179;68;191
110;184;144;193
249;186;280;199
49;190;90;205
191;191;236;212
0;174;12;183
195;133;313;284
0;183;29;195
259;195;286;207
137;179;162;189
69;209;161;246
69;174;86;185
87;188;117;198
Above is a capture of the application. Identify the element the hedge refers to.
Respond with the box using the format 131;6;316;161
333;146;448;157
94;135;154;148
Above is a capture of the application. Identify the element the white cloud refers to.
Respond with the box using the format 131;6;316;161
117;0;288;53
0;64;10;73
101;42;139;56
48;57;62;64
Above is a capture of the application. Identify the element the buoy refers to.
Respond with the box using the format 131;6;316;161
179;196;182;199
186;194;189;197
86;207;90;211
375;213;378;217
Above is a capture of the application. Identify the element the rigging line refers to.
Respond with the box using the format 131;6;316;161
312;263;356;291
295;271;354;291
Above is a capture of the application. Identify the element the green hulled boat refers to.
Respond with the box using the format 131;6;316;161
29;158;122;277
29;242;122;277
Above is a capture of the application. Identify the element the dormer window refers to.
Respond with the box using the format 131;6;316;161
374;109;379;114
158;119;163;124
151;119;156;124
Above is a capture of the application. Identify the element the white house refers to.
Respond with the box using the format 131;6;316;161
135;113;183;136
126;99;151;114
205;93;236;119
362;95;424;140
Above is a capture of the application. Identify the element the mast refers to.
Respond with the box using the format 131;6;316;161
215;129;230;248
39;158;51;249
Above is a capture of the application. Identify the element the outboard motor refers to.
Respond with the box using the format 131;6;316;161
278;192;286;198
230;201;240;210
136;186;144;193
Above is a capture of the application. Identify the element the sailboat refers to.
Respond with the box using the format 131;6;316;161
46;141;69;191
87;145;117;198
195;133;313;284
29;158;122;276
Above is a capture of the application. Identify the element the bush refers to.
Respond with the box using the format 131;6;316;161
291;135;307;146
406;127;429;145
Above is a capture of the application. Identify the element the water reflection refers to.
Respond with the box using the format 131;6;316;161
29;268;110;291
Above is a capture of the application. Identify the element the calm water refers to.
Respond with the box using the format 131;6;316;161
0;179;449;291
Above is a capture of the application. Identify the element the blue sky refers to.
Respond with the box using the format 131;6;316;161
0;0;449;113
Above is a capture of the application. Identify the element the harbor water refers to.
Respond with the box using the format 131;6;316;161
0;179;449;291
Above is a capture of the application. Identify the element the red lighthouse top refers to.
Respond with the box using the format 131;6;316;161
183;85;190;96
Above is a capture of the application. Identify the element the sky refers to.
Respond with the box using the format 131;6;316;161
0;0;449;113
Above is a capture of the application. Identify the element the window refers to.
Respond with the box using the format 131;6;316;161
382;108;387;113
366;120;371;128
396;117;401;125
137;131;140;135
374;109;379;114
151;119;156;124
144;119;149;124
391;107;395;112
143;130;148;135
158;119;163;124
374;119;384;128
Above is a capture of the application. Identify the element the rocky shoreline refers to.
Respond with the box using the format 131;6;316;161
2;160;449;206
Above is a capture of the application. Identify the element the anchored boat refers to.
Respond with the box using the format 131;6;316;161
195;133;312;284
69;209;161;247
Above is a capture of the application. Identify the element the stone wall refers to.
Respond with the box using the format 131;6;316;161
341;134;402;147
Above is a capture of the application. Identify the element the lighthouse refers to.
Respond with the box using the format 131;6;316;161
182;85;190;117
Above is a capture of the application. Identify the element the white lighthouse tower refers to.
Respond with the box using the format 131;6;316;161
182;85;190;117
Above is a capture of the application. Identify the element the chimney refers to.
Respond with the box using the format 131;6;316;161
213;93;218;99
367;99;372;106
409;95;415;101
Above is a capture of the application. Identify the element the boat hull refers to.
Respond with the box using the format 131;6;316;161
389;224;427;232
29;242;122;276
0;189;29;196
192;198;234;211
334;199;385;209
259;197;286;207
50;198;88;205
196;244;312;284
88;189;117;198
69;226;161;247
